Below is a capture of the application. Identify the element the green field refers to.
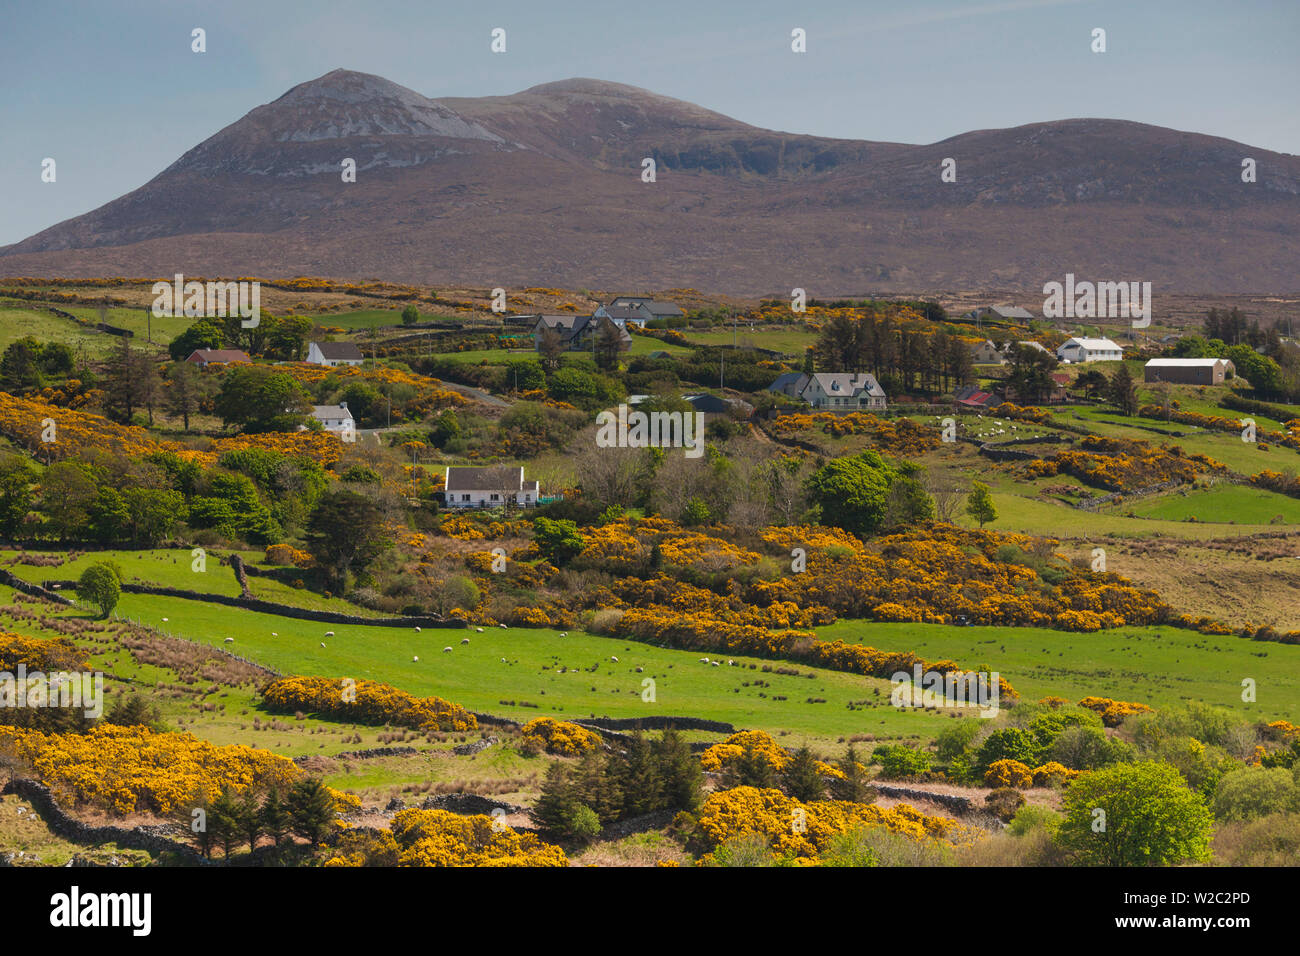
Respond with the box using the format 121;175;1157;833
817;619;1300;723
0;303;192;354
1127;483;1300;524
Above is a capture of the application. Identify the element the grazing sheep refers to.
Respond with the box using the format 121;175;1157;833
443;647;453;653
501;658;507;663
320;643;326;648
325;631;335;637
559;632;567;637
223;638;234;644
499;623;507;629
475;627;484;633
413;655;420;662
610;656;619;663
727;660;734;666
414;626;421;632
711;661;720;667
162;617;168;623
635;666;644;673
461;638;470;645
271;632;278;637
699;658;709;663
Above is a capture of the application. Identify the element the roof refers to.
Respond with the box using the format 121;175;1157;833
1145;358;1229;367
188;349;251;363
768;372;806;391
1060;337;1122;351
312;405;353;420
444;465;526;493
955;386;998;407
988;305;1035;319
807;372;886;398
602;305;642;321
611;297;684;316
1016;340;1051;352
311;341;364;360
534;314;582;331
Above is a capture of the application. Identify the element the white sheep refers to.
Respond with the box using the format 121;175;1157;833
272;632;278;637
699;657;709;663
414;626;421;632
499;623;507;629
559;632;567;637
635;666;644;673
325;631;335;637
413;655;420;662
320;643;326;648
475;627;484;633
223;637;234;644
162;617;168;622
711;661;720;667
443;647;453;653
610;656;619;662
461;638;470;645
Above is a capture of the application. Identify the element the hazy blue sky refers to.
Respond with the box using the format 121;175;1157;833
2;0;1297;245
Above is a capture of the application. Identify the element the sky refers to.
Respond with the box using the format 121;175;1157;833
2;0;1297;245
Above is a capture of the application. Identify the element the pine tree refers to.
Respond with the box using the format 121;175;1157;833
238;788;263;851
613;731;662;817
653;728;703;811
287;777;335;846
208;786;243;860
782;746;826;802
259;790;290;848
828;745;876;804
1106;363;1140;416
723;739;776;790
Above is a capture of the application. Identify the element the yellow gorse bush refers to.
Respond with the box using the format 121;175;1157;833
0;725;301;815
518;717;600;756
262;676;476;732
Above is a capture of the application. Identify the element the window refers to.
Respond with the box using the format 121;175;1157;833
461;494;470;502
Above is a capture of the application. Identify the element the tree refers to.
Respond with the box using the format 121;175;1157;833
77;562;121;618
1005;342;1059;404
238;788;263;851
536;325;564;373
504;359;546;393
827;745;874;803
0;455;36;538
594;317;627;371
965;481;997;528
208;786;243;860
654;728;704;811
102;337;145;424
1105;363;1140;416
531;763;602;843
260;790;290;848
165;360;210;432
305;490;390;591
1057;761;1213;866
213;365;311;433
401;304;420;326
287;777;336;846
265;315;313;361
0;340;44;391
532;516;585;564
167;320;225;361
1075;368;1108;400
783;746;826;802
805;451;900;536
1212;767;1297;823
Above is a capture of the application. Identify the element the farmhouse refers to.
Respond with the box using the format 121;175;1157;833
965;305;1035;323
593;304;647;329
768;372;887;410
1144;357;1235;385
971;340;1053;365
1056;337;1123;363
606;297;685;326
186;348;251;367
533;314;630;351
442;465;540;510
954;385;1002;409
309;402;353;433
306;341;365;366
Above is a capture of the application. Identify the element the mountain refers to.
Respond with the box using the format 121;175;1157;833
4;68;1299;294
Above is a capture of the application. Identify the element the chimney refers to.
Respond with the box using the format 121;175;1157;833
339;401;348;409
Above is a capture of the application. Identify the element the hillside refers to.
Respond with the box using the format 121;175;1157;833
3;69;1299;293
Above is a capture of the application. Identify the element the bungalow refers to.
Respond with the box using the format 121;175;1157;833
954;385;1002;409
607;297;685;326
442;465;540;510
965;305;1036;323
971;340;1053;365
533;314;630;351
1056;337;1123;363
1144;358;1235;386
306;341;365;366
186;348;251;367
593;304;648;329
767;372;887;410
310;402;353;433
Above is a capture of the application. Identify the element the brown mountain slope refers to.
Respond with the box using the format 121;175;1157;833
3;69;1298;293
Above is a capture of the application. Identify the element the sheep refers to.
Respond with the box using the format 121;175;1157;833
414;626;422;632
320;643;326;648
223;637;234;644
499;623;507;629
443;647;453;653
635;666;644;673
271;632;278;637
475;627;484;633
325;631;335;637
162;617;168;623
610;656;619;663
559;632;567;637
727;660;734;666
699;658;709;663
461;638;470;645
413;655;420;662
711;661;720;667
501;657;507;663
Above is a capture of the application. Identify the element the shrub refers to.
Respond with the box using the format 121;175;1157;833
984;759;1034;789
985;786;1026;822
518;717;600;756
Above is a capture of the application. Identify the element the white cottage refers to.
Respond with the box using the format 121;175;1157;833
443;465;540;509
1056;337;1123;363
306;341;365;366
